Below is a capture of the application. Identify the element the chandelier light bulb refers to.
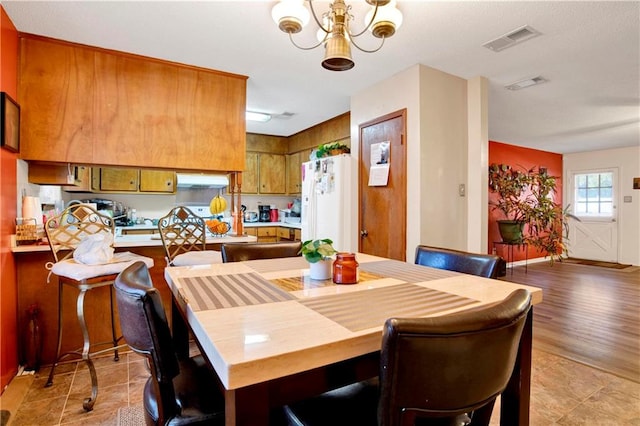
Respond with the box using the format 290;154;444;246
365;0;403;38
272;0;310;33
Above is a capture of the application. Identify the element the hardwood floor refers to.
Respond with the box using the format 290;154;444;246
500;260;640;383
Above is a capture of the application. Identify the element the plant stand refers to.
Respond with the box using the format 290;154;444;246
493;241;528;275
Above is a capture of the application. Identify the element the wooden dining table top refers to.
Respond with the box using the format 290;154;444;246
164;253;543;390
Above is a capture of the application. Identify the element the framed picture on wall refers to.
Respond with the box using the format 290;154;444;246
1;92;20;153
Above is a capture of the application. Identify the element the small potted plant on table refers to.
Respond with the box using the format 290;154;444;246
300;238;337;280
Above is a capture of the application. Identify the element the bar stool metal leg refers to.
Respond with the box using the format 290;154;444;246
44;281;124;411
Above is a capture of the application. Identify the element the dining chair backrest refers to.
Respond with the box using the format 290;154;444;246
414;245;504;278
378;288;531;425
45;204;115;263
158;206;208;266
114;261;180;421
115;261;225;425
221;241;302;262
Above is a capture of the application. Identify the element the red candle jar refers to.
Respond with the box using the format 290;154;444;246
333;253;359;284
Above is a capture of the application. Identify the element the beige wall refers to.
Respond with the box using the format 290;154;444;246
351;64;489;260
563;145;640;265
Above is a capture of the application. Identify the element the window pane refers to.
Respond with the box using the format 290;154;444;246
601;188;612;200
600;202;613;214
587;203;599;214
587;188;599;201
587;174;599;187
575;201;587;214
600;173;613;187
576;175;586;188
576;188;587;201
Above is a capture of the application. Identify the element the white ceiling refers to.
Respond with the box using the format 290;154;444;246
3;1;639;154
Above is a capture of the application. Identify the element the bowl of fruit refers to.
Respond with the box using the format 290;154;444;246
205;218;231;237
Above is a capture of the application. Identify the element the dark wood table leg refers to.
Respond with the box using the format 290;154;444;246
171;297;189;360
501;308;533;425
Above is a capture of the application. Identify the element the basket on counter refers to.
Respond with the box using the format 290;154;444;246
15;218;42;245
205;220;231;237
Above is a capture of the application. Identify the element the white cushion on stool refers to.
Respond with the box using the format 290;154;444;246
172;250;222;266
51;252;155;280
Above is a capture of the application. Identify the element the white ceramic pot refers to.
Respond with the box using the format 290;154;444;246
309;259;332;280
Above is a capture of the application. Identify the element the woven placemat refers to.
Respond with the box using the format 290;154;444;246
298;283;477;332
270;270;383;291
179;273;296;311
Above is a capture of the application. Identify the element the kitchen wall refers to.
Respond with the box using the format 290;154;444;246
0;5;19;392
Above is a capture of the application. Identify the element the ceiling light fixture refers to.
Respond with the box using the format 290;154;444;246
505;76;547;91
246;111;272;122
272;0;403;72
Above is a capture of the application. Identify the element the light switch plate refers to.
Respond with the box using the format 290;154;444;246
623;195;632;203
458;184;466;197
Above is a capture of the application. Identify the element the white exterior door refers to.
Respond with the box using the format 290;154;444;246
567;168;618;262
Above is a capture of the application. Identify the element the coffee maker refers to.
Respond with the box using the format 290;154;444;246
258;205;271;222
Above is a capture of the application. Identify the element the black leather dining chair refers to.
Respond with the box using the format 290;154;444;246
283;288;532;426
414;245;505;278
221;241;302;262
114;261;225;425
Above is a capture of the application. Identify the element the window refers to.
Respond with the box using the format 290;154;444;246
573;171;614;217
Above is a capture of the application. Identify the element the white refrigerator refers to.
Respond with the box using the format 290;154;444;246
301;154;354;252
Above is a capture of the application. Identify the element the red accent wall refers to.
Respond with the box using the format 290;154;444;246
0;5;19;392
488;141;563;262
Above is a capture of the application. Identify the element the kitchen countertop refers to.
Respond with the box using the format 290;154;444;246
117;221;301;231
11;221;299;253
11;233;257;253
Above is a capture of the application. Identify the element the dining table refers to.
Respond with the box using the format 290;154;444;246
164;253;543;426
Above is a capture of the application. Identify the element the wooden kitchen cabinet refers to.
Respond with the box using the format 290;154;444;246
139;170;175;193
242;152;259;194
18;35;247;172
243;226;278;242
287;152;302;194
277;227;301;241
96;167;139;191
259;154;286;194
257;226;278;242
19;37;95;164
242;152;286;194
90;167;176;193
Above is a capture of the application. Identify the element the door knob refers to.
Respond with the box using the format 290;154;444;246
360;230;368;238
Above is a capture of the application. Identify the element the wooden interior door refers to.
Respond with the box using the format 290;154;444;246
358;110;407;260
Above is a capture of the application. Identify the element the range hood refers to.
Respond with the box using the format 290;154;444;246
176;173;229;189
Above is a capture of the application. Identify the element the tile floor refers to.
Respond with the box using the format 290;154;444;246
1;343;639;425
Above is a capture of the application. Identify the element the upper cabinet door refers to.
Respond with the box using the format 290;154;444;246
18;35;248;172
93;52;248;171
19;37;95;163
259;154;286;194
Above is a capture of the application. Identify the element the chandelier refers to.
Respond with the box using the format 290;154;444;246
271;0;403;71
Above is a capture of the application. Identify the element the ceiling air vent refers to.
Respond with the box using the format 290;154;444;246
505;76;547;91
483;25;541;52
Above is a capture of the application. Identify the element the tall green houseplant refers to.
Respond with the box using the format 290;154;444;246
488;163;573;264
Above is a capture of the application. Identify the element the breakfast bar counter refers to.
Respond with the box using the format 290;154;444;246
11;233;257;366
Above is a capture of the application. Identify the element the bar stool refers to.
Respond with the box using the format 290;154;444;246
44;204;154;411
157;206;222;266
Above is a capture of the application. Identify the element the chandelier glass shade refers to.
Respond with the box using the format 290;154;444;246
272;0;403;71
